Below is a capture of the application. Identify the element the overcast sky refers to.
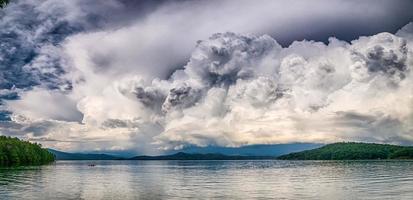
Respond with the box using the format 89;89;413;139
0;0;413;155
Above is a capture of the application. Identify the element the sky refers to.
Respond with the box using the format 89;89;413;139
0;0;413;155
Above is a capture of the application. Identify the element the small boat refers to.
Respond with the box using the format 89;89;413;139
88;164;96;167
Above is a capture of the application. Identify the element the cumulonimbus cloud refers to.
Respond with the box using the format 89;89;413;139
1;0;413;154
5;28;412;153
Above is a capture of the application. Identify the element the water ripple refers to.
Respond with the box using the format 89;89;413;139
1;160;413;199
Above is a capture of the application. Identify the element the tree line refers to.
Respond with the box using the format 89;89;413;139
0;136;55;166
0;0;9;8
278;142;413;160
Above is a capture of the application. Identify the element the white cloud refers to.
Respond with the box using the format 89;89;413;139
9;27;412;152
1;0;413;154
6;88;82;122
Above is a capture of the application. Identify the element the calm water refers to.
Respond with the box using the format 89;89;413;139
1;160;413;200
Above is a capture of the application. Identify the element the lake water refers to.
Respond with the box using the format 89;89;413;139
1;160;413;200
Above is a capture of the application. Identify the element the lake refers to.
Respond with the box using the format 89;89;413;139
1;160;413;199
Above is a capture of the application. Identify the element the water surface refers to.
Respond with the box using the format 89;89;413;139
1;160;413;199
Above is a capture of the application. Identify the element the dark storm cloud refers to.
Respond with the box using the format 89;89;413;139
366;44;407;73
0;121;24;135
333;111;412;145
0;120;53;137
0;0;173;90
335;111;377;127
397;22;413;39
185;33;279;87
267;0;413;46
22;121;56;137
0;2;78;91
0;0;164;121
1;0;412;91
133;86;166;111
349;32;409;85
162;85;202;112
352;42;408;79
101;119;129;128
0;0;190;122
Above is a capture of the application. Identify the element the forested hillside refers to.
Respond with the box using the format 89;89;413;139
0;0;9;8
0;136;55;166
278;142;413;160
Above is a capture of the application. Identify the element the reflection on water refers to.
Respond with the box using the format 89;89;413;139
1;160;413;200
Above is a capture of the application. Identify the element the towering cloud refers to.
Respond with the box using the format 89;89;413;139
0;0;413;154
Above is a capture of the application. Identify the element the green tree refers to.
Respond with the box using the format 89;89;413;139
0;136;55;167
0;0;9;8
278;142;413;160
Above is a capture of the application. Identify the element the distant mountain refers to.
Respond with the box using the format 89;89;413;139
48;149;121;160
130;152;275;160
47;143;322;159
178;143;323;156
278;142;413;160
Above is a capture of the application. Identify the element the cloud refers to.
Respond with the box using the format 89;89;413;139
126;30;413;150
397;22;413;40
5;88;82;122
59;0;413;82
1;0;413;154
20;27;411;152
350;33;408;85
